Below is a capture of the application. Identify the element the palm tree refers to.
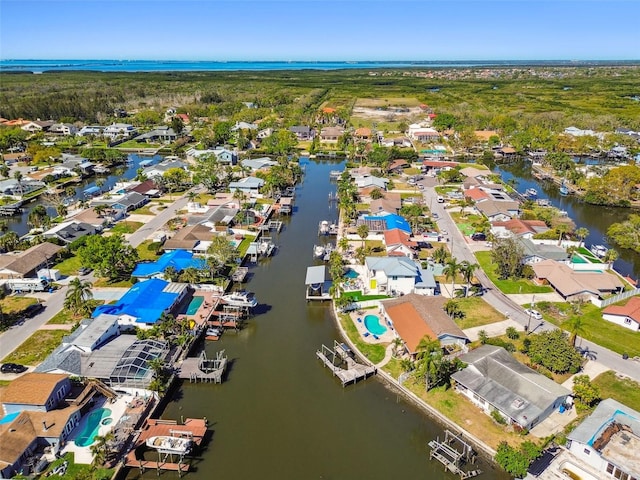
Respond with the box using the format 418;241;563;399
603;248;619;266
556;223;570;246
443;299;463;319
357;223;369;249
186;190;198;203
392;337;405;358
566;316;585;347
13;171;23;197
90;432;115;467
443;258;462;298
575;227;589;248
27;205;50;230
93;204;107;218
431;245;450;265
180;266;201;284
64;277;94;317
460;261;479;297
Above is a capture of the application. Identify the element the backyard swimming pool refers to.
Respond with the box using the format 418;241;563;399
186;296;204;315
74;408;111;447
345;269;359;279
364;315;387;336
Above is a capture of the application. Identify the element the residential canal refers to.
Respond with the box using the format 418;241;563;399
147;159;510;480
8;154;161;237
494;159;640;279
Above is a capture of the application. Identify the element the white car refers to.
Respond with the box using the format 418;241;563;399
524;309;543;320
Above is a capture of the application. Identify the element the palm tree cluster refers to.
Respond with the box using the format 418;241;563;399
443;258;479;298
402;335;466;391
64;277;94;317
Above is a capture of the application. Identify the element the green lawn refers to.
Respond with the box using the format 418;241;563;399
237;235;256;257
2;329;69;365
455;297;505;329
338;313;386;364
341;291;390;302
475;251;553;294
47;300;104;325
44;453;113;480
92;277;134;288
130;203;158;215
53;255;83;275
109;221;144;234
0;296;38;315
537;302;640;357
136;240;162;261
592;371;640;412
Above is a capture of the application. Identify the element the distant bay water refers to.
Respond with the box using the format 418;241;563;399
1;59;636;73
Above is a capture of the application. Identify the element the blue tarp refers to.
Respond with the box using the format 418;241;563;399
92;278;179;324
83;186;101;196
363;214;412;234
132;249;207;278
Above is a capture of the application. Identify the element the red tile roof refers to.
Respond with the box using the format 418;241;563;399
603;296;640;323
464;188;490;201
384;228;414;247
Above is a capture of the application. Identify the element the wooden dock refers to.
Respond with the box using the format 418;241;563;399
177;350;228;383
428;430;482;479
124;418;208;477
231;266;248;283
316;341;376;387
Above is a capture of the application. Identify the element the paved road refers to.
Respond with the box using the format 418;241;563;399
419;177;640;382
0;192;190;363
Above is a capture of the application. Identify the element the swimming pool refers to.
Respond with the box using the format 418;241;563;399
74;407;111;447
345;269;359;279
364;315;387;336
186;296;204;315
0;411;20;425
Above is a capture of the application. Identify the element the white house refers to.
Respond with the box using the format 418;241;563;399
364;256;421;296
231;121;258;131
228;176;265;194
186;147;237;165
77;125;104;136
354;175;389;190
102;123;137;139
602;296;640;331
566;398;640;480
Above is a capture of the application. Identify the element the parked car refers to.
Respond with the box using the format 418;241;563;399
1;363;28;374
524;308;543;320
77;267;93;275
416;241;433;249
471;232;486;241
23;303;44;318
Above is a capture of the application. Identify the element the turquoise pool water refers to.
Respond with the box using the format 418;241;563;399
571;255;588;264
75;408;111;447
364;315;387;336
186;296;204;315
345;269;359;279
0;411;20;424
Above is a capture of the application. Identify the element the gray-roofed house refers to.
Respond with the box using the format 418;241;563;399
0;242;63;279
451;345;570;430
289;125;314;140
364;256;422;296
566;398;640;480
136;126;177;143
142;158;189;179
354;175;389;190
518;238;570;264
42;221;98;244
49;123;77;136
229;176;264;194
111;191;148;212
241;157;278;171
475;198;521;222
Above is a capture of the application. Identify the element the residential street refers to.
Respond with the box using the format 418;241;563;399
420;177;640;382
0;191;190;362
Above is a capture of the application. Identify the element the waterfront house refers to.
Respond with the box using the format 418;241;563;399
354;127;372;142
474;130;499;142
363;256;430;296
451;345;570;431
21;120;54;133
0;178;45;197
110;191;148;212
289;125;314;140
408;127;440;142
77;125;104;136
602;296;640;331
229;176;265;194
186;147;237;165
42;221;98;245
358;214;412;235
48;123;77;136
564;126;604;139
256;127;273;140
0;373;81;478
163;224;215;252
474;198;520;222
0;242;63;279
564;398;640;480
459;167;491;179
532;259;624;303
518;238;570;264
132;249;207;279
71;206;125;228
92;278;189;328
142;158;189;179
381;294;468;356
319;126;345;143
490;219;549;239
136;126;177;143
102;123;137;139
370;192;402;216
354;174;388;190
127;179;162;197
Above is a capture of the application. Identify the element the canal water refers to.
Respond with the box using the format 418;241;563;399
141;158;510;480
8;154;161;237
494;159;640;279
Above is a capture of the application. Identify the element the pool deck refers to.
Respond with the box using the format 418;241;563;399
348;310;395;344
176;289;222;327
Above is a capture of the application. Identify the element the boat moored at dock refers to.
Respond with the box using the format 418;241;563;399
146;435;193;455
221;290;258;308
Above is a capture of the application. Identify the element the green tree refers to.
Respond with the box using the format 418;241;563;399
528;329;583;374
170;116;185;135
431;245;450;265
490;237;525;280
206;235;237;277
64;277;94;317
164;265;179;282
443;299;464;319
572;374;601;412
603;248;619;265
357;224;369;249
495;441;541;478
77;234;138;280
163;167;190;196
574;227;589;248
27;205;50;230
566;316;585;347
460;260;479;297
443;257;462;297
0;231;20;252
432;113;459;131
607;215;640;252
90;432;115;468
191;153;223;192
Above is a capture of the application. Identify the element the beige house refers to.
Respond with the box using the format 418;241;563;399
0;243;63;279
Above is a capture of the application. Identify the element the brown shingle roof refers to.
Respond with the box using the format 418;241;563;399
603;296;640;323
532;259;624;298
0;242;63;276
164;224;214;251
382;294;467;354
0;373;68;406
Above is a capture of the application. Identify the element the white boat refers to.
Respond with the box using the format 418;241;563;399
525;188;538;197
591;245;608;258
258;241;276;257
146;436;193;455
206;327;221;337
221;290;258;308
313;244;325;258
319;220;330;235
559;180;569;196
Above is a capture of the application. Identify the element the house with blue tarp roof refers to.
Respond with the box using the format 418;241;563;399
362;214;412;234
92;278;189;327
132;249;207;279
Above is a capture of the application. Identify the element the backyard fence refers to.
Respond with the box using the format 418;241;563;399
599;288;640;308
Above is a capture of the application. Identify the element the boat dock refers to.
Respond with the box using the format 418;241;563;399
329;170;342;180
124;418;208;476
231;266;249;283
428;430;482;479
177;350;228;383
316;341;377;387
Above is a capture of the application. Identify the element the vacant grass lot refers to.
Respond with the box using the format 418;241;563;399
53;255;83;275
109;221;144;234
0;296;38;315
537;302;640;357
136;240;162;261
455;297;505;329
592;371;640;412
47;300;104;325
475;251;553;294
2;329;68;365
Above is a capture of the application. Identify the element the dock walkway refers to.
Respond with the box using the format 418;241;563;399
316;341;376;387
177;350;228;383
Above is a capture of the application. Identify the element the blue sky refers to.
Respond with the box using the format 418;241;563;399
1;1;639;61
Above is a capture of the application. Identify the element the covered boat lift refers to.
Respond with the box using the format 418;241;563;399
305;265;332;301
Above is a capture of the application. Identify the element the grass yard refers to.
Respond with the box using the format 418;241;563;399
454;297;505;329
109;221;144;234
45;453;113;480
237;235;256;257
475;251;553;294
92;277;134;288
47;300;104;325
136;240;162;261
341;291;390;302
130;203;158;215
537;302;640;357
53;255;83;275
2;329;69;365
0;296;38;315
338;313;386;364
382;357;403;377
592;371;640;412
